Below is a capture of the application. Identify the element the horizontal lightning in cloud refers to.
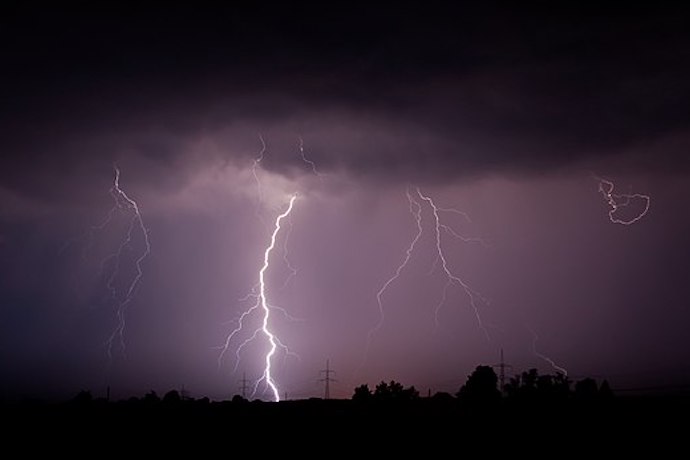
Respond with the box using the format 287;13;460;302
593;174;650;225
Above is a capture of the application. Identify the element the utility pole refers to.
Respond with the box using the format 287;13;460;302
492;349;513;393
238;372;250;399
319;359;336;399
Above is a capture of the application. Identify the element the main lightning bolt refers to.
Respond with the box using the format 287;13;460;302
217;196;297;401
528;326;568;376
593;175;650;225
255;195;298;401
218;136;320;400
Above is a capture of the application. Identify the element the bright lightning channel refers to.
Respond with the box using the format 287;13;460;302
255;194;298;401
218;135;320;400
593;175;650;225
217;195;297;401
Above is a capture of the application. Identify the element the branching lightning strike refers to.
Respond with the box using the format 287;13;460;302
364;186;490;366
364;188;424;359
63;166;151;361
218;136;321;401
416;188;490;339
103;166;151;360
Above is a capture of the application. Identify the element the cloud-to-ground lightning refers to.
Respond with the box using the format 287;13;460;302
103;166;151;360
415;188;490;340
63;165;151;361
593;175;650;225
218;136;324;401
364;188;424;361
217;195;297;401
363;187;490;369
254;195;298;401
528;326;568;376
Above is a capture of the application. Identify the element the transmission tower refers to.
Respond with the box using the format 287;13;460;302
238;372;250;399
492;349;513;392
319;359;336;399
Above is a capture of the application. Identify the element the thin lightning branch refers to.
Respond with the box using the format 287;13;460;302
362;187;490;372
280;218;298;289
364;188;424;360
252;135;267;206
297;136;323;179
103;166;151;360
60;166;150;362
416;188;490;340
528;326;568;376
593;175;650;225
437;207;473;223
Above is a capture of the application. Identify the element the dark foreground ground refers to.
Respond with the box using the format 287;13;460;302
2;395;688;453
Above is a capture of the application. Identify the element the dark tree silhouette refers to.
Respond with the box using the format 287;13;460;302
143;390;160;404
575;378;599;400
599;380;614;400
457;365;501;403
163;390;181;404
431;391;455;402
72;390;93;405
232;394;248;404
505;369;571;402
352;384;372;402
371;380;419;402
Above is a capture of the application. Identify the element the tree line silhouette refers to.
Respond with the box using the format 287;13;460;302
65;365;612;408
352;366;613;406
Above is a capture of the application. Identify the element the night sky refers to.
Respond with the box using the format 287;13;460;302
2;3;690;401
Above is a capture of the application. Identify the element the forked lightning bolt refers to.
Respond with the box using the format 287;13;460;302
416;188;490;339
254;195;298;401
62;166;151;361
217;195;297;401
364;186;490;367
103;166;151;360
593;175;650;225
364;188;424;360
218;136;320;401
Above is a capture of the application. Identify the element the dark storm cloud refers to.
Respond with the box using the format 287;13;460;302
2;3;690;204
3;3;690;400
